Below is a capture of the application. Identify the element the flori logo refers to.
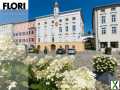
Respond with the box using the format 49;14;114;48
0;0;28;10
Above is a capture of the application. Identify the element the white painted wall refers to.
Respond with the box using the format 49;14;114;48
36;10;84;44
93;5;120;52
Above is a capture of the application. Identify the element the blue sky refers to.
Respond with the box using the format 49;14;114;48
29;0;120;33
0;10;28;24
0;0;120;32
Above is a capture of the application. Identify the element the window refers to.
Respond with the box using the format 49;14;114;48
59;19;62;22
59;27;62;32
31;31;34;34
66;23;68;25
100;42;108;48
52;37;54;42
72;25;76;31
26;32;29;35
23;32;25;35
111;7;116;11
26;39;28;42
38;27;40;29
59;34;62;36
112;27;117;34
38;38;40;42
44;22;47;24
19;39;21;43
16;33;18;36
110;42;118;48
44;25;47;28
65;18;69;21
101;16;106;24
38;23;40;25
19;32;21;36
72;17;76;20
112;15;116;22
102;27;106;34
29;31;31;34
65;26;69;32
32;38;34;42
52;20;54;23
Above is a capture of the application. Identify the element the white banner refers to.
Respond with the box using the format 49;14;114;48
0;0;28;10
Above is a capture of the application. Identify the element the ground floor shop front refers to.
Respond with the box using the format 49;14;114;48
36;42;85;52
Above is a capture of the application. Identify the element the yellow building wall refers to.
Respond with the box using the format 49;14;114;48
36;42;85;52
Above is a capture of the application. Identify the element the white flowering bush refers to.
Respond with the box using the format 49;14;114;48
93;55;117;73
0;35;28;90
29;56;74;90
57;67;96;90
29;56;96;90
0;35;26;61
0;60;29;90
0;35;96;90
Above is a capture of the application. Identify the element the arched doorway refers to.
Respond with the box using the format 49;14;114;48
51;44;56;51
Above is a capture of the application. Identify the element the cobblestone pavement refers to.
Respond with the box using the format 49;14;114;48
29;50;120;79
28;50;120;90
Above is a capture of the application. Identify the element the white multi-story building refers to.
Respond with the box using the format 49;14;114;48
36;2;84;52
0;24;14;37
93;4;120;52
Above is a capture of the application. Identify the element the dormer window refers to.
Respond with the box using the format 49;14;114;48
111;7;116;11
66;18;69;21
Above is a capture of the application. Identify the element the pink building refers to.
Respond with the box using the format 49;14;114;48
13;20;36;48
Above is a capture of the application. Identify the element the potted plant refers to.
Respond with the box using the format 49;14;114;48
93;55;117;84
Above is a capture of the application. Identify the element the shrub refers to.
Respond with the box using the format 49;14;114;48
0;35;28;89
29;56;96;90
57;67;96;90
93;55;117;74
0;35;96;90
30;56;74;90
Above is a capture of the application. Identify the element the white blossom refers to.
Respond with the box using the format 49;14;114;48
7;81;17;90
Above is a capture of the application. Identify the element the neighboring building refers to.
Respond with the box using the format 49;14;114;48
93;4;120;52
36;2;84;52
82;35;96;50
13;20;36;47
0;24;14;37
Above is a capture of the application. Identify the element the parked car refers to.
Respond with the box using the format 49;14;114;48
28;47;34;53
56;48;66;54
67;48;76;55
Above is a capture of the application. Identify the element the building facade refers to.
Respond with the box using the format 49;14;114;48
93;4;120;52
13;20;36;47
36;2;84;52
0;24;14;37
